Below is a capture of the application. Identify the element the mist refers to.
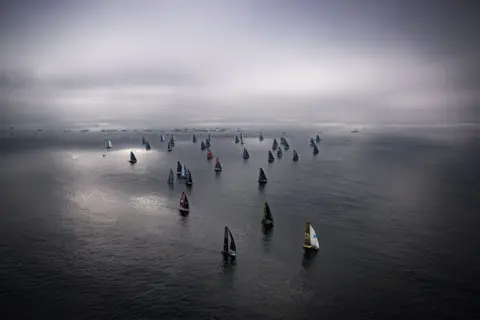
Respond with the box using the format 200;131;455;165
1;0;479;126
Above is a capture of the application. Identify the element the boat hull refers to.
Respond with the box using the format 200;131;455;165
262;220;274;229
214;168;222;172
128;160;137;164
179;208;189;214
258;179;268;184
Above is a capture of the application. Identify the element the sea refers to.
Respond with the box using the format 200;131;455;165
0;123;479;319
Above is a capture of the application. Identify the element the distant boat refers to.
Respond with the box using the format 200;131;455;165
142;136;147;145
240;132;245;141
235;136;240;144
167;141;172;152
315;134;321;142
272;138;278;150
221;226;237;261
240;137;245;145
214;157;223;172
277;148;283;158
170;136;175;147
207;149;213;160
258;168;268;184
201;141;206;150
106;140;112;149
268;150;275;163
160;134;165;142
146;141;151;150
313;143;319;155
205;139;211;148
178;192;189;214
177;161;182;176
243;148;249;159
259;133;264;141
280;136;285;145
303;221;319;252
129;151;137;164
293;149;299;161
351;128;359;133
192;134;197;143
185;169;193;186
284;140;290;150
262;202;274;229
172;134;176;141
208;133;212;141
168;169;175;184
309;137;315;146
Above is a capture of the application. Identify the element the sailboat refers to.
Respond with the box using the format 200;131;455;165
293;149;299;161
280;136;285;145
201;141;206;150
207;149;213;160
315;134;321;142
234;136;240;144
214;157;223;172
240;137;245;145
106;140;112;149
313;143;319;155
262;202;274;229
129;151;137;164
309;137;315;146
168;169;175;184
221;226;237;261
258;168;268;184
268;150;275;163
185;169;193;186
192;134;197;143
243;148;249;159
240;132;245;141
167;141;172;152
284;140;290;150
170;136;175;147
160;134;165;142
178;192;189;214
259;133;264;141
145;141;151;150
176;161;182;176
277;148;283;157
303;221;319;252
208;133;212;141
205;138;211;148
142;136;147;145
272;138;278;150
172;134;176;141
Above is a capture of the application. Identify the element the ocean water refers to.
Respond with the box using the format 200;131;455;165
0;124;479;319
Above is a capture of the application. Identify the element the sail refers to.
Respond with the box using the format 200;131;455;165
240;137;244;145
277;148;283;157
215;158;222;171
229;229;236;252
130;151;137;163
293;149;299;161
181;164;187;178
258;168;267;181
313;143;319;155
223;226;229;253
280;136;285;145
193;134;197;143
146;141;151;150
243;148;249;159
201;141;206;150
160;134;165;142
177;161;182;174
207;150;213;159
259;133;264;141
315;134;321;142
179;192;189;210
235;136;240;144
304;222;312;248
310;225;319;249
264;202;273;222
142;136;146;145
310;137;314;145
172;134;176;141
205;139;211;148
208;133;212;141
240;133;244;140
186;169;192;185
272;138;278;150
284;140;289;150
268;150;275;162
107;140;112;148
167;141;172;151
168;169;174;184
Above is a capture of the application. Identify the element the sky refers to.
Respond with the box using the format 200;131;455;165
1;0;479;125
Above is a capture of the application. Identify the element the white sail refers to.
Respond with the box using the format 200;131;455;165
309;225;320;249
181;164;187;178
107;140;112;148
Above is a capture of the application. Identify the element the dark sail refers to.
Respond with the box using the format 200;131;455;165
193;134;197;143
177;161;182;174
167;142;172;151
129;151;137;163
186;169;192;185
272;139;278;150
313;143;319;155
258;168;267;182
259;133;264;141
268;150;275;163
310;137;315;146
229;229;236;252
293;149;299;161
316;134;321;142
243;148;249;159
201;141;206;150
235;136;239;144
179;192;189;211
264;202;273;222
205;139;211;148
223;226;229;253
146;141;151;150
142;136;146;145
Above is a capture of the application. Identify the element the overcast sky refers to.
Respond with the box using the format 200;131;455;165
1;0;479;124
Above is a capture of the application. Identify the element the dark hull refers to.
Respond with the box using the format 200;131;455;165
258;179;268;184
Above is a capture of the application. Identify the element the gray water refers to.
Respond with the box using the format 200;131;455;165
0;125;479;319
